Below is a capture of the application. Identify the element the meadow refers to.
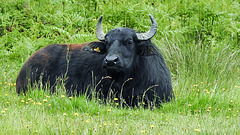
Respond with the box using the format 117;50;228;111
0;0;239;134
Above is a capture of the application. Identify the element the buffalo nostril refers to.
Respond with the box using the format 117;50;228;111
113;57;118;62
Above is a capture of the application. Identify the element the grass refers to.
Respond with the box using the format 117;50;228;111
0;0;240;134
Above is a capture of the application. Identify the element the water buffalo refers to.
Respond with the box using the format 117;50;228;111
16;15;174;107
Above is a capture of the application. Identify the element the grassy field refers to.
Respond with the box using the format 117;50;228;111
0;0;240;134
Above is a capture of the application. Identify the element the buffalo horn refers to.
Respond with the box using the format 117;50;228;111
136;14;158;40
96;15;106;41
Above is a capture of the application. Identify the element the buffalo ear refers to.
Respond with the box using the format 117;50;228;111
137;44;159;56
83;41;106;54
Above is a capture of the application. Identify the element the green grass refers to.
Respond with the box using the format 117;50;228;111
0;0;240;134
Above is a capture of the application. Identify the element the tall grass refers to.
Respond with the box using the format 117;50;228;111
0;0;239;134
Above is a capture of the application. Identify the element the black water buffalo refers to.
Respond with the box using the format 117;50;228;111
16;15;174;107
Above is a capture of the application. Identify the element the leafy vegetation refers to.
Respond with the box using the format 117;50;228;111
0;0;239;134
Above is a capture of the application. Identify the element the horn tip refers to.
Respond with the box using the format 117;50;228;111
148;14;155;20
99;15;103;21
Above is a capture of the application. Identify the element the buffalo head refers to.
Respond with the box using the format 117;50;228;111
95;15;158;74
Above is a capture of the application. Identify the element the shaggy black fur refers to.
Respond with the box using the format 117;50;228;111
16;28;174;107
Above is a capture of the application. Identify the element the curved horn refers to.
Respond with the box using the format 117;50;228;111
136;14;158;40
96;15;106;41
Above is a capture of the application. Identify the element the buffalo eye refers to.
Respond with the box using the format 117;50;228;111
126;40;133;45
